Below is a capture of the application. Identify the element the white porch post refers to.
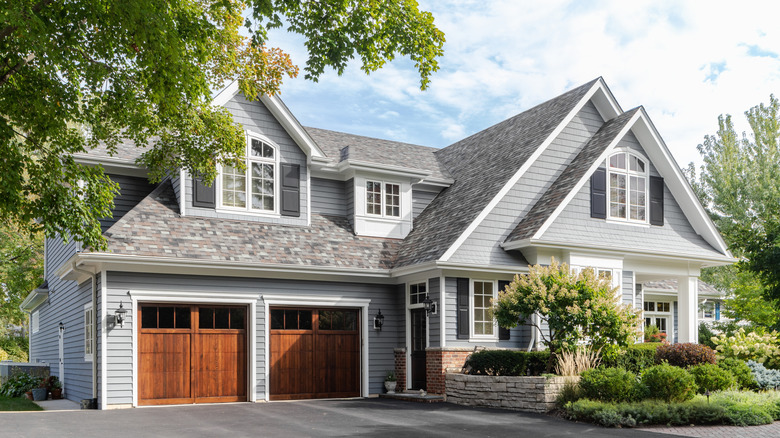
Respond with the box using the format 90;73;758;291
677;276;699;343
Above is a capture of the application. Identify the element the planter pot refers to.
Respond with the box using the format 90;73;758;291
31;388;48;401
51;388;62;400
384;381;397;394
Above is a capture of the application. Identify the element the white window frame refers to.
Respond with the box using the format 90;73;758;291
700;301;715;320
31;310;39;334
217;132;280;217
84;303;94;362
644;300;671;334
365;180;401;219
408;281;428;308
470;279;498;340
607;150;649;224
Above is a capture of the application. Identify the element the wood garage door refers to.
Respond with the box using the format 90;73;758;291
138;304;247;406
269;308;360;400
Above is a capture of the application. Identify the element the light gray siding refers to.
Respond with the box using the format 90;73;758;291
622;270;634;307
443;277;531;348
345;178;355;231
311;177;346;216
539;142;722;257
448;101;604;266
428;277;441;348
100;174;157;232
412;189;439;222
185;93;309;226
105;272;404;403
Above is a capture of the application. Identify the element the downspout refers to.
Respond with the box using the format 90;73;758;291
73;263;97;406
526;313;538;352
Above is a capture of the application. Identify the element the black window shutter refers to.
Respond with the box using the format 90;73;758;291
498;280;511;340
280;163;300;217
590;167;607;219
649;176;664;226
192;177;215;208
456;278;470;339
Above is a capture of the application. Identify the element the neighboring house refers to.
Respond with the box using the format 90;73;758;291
21;78;734;409
641;279;731;342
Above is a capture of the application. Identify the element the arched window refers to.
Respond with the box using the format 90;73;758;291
220;135;277;213
608;151;647;222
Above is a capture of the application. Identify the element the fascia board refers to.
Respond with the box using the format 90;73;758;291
211;81;326;159
518;239;736;265
590;77;623;121
20;287;49;312
73;156;148;178
343;160;432;179
530;110;642;240
73;253;395;283
632;107;731;256
438;80;606;262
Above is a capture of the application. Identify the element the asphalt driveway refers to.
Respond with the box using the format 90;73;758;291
1;398;677;438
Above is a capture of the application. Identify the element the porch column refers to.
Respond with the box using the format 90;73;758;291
677;276;699;343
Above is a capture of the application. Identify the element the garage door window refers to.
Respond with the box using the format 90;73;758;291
199;307;246;329
141;306;191;329
319;310;357;331
271;309;312;330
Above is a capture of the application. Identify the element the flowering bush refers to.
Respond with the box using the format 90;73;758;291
656;343;716;368
644;325;667;343
712;328;780;369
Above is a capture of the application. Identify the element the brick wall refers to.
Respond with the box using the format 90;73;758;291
393;348;406;391
425;348;472;395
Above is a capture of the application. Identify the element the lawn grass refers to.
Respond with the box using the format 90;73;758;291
0;395;43;411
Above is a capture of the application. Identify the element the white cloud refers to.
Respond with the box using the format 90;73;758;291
266;1;780;167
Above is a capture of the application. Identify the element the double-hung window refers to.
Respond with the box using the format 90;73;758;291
643;301;671;334
608;151;648;222
472;280;497;338
365;181;400;218
84;303;94;362
220;136;277;213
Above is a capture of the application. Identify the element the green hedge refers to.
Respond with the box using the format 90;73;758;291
566;390;780;427
579;367;644;403
656;343;716;367
600;343;659;374
467;350;551;376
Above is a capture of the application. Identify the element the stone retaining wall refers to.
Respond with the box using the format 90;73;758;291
445;373;576;413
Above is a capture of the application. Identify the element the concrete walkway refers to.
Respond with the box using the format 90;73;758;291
34;398;81;411
639;422;780;438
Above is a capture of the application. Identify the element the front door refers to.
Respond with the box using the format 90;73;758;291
410;308;426;390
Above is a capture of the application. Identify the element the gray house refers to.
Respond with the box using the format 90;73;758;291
22;78;733;408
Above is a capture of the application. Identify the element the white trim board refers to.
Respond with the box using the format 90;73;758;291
261;295;371;401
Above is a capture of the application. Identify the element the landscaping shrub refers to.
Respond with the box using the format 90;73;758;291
642;364;697;402
556;378;582;407
714;390;780;426
0;373;41;398
565;398;724;427
712;328;780;369
579;367;643;403
655;342;715;367
699;322;717;349
555;346;600;376
600;343;658;374
467;350;526;376
747;360;780;390
717;358;758;390
526;350;552;376
689;363;736;394
643;324;666;343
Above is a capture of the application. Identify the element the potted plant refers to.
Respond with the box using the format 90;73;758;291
31;378;47;401
47;376;63;399
384;371;397;394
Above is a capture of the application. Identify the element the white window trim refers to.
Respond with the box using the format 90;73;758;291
470;279;498;341
31;310;39;334
364;180;401;219
644;300;672;333
84;303;94;362
407;280;428;309
216;131;281;217
606;150;649;225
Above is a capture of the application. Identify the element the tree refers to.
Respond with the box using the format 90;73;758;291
687;95;780;325
0;223;43;327
493;259;641;371
1;0;445;250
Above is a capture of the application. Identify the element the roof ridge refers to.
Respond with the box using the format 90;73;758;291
304;126;438;151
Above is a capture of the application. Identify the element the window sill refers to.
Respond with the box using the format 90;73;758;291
605;218;651;228
468;336;499;343
215;207;281;219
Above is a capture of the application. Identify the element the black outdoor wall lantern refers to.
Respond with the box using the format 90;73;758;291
374;309;385;331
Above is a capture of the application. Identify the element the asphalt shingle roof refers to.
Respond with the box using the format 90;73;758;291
304;127;452;181
74;138;152;163
505;108;639;243
101;181;399;270
393;79;599;267
643;279;722;296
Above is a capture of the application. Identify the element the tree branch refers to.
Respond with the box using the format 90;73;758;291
0;53;35;87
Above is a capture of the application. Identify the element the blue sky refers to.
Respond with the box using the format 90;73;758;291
262;0;780;168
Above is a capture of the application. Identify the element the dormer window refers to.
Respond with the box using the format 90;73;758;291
366;181;400;218
219;135;278;214
608;151;647;222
